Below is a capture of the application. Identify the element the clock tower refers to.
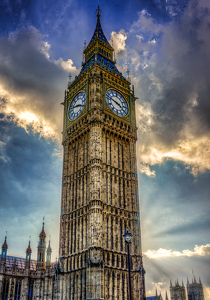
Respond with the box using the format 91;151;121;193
59;6;145;300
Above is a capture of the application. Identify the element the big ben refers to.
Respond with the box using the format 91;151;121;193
59;6;145;300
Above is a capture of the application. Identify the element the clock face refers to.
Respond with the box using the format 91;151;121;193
106;90;128;117
69;92;86;120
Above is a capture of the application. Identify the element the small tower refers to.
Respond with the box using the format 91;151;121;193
26;240;32;261
46;239;52;265
1;234;8;259
37;221;46;270
187;276;204;300
170;280;186;300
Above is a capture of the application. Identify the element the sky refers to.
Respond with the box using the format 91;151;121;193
0;0;209;298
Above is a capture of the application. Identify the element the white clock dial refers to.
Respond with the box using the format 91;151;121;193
69;92;86;120
106;90;128;117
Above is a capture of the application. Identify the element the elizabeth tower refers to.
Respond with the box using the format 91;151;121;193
59;7;145;300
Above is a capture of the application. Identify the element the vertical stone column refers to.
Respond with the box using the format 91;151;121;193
0;275;3;300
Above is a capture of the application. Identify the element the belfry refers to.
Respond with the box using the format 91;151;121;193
59;6;146;299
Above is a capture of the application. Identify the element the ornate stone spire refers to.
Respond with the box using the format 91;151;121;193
46;239;52;264
26;239;32;260
86;6;112;49
37;219;47;270
39;220;46;240
1;234;8;258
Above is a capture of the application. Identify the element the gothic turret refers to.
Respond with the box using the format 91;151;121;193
26;240;32;261
187;276;204;300
1;235;8;259
46;240;52;265
37;221;46;270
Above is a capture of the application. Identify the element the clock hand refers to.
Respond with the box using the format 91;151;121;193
70;104;83;111
111;98;123;109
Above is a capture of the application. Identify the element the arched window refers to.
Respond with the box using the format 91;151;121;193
111;219;113;249
107;218;109;248
119;180;121;207
112;253;115;266
121;256;124;268
112;272;115;297
122;274;125;300
120;221;123;251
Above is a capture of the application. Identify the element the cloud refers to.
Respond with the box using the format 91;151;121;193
122;0;210;176
110;30;127;55
144;244;210;259
139;163;156;177
0;25;79;142
55;58;78;73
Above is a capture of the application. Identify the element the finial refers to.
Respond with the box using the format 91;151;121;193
166;291;169;300
170;279;172;287
42;217;45;229
156;288;158;296
177;279;179;285
182;280;184;286
96;5;101;19
199;277;201;284
126;68;130;81
68;73;72;85
187;277;189;285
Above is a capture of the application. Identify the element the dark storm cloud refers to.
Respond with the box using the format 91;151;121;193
156;215;210;237
0;25;78;136
123;0;210;175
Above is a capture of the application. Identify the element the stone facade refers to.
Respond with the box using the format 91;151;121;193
0;225;59;300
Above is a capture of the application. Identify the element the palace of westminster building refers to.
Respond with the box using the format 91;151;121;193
0;7;205;300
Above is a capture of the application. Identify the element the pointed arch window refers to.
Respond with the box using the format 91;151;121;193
106;177;108;203
106;135;107;163
110;178;112;205
119;180;121;207
123;181;125;209
118;142;120;168
107;218;109;248
28;281;33;300
110;140;112;165
122;144;124;169
111;219;113;249
120;221;123;251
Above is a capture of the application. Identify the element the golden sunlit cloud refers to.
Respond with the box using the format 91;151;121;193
135;102;210;176
0;88;58;140
144;244;210;259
